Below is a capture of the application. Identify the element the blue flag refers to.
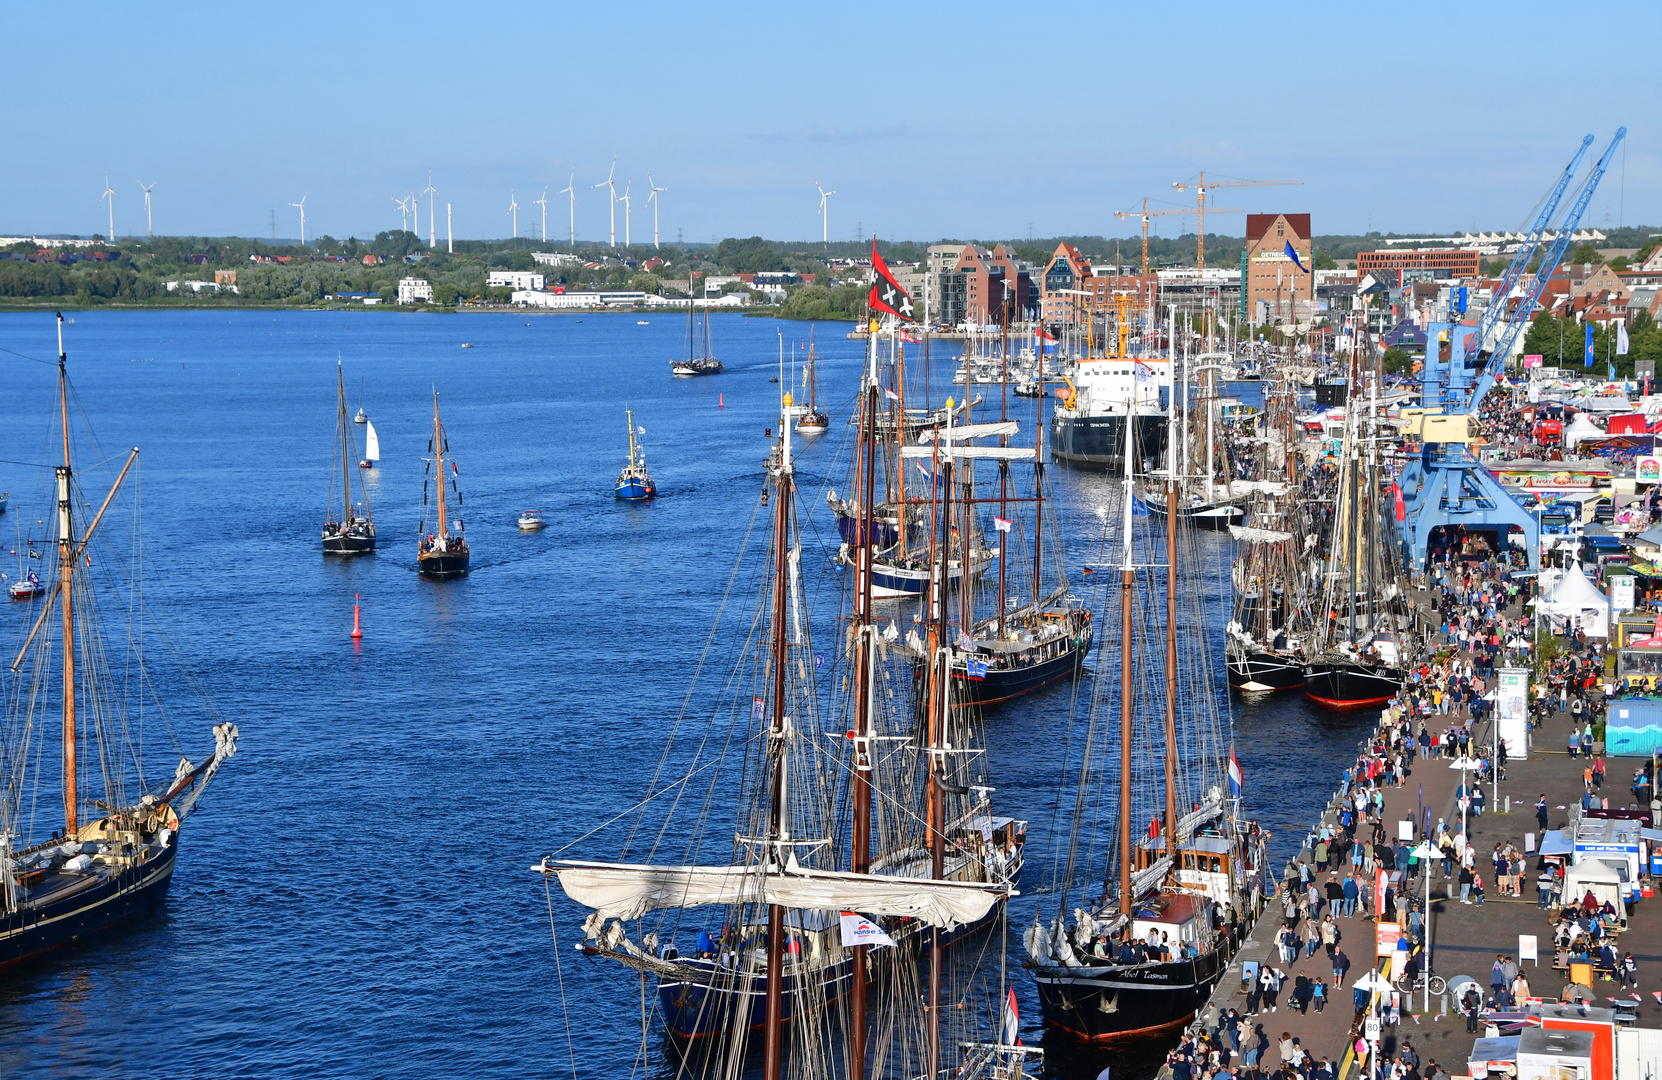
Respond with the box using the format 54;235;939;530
1585;322;1595;367
1130;496;1151;517
1284;241;1309;274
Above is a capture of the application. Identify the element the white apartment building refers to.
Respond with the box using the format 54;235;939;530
488;270;545;290
397;277;434;304
531;252;584;267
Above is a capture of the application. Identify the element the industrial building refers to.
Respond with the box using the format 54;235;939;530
1243;213;1312;325
1356;248;1481;284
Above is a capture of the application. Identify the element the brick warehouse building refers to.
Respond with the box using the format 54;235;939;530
1244;213;1311;325
1356;248;1482;285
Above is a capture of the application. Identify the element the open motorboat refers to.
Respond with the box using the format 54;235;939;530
518;510;547;531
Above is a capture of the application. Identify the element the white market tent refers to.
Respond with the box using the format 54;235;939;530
1563;413;1606;449
1531;562;1610;635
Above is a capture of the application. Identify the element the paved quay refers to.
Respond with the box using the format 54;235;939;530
1192;626;1661;1079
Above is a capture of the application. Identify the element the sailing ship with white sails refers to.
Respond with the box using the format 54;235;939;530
1;314;237;966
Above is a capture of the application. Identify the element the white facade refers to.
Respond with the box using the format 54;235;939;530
531;252;584;267
488;270;545;290
397;277;434;304
511;289;647;309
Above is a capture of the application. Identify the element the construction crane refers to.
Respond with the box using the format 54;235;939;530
1114;197;1244;275
1170;173;1303;269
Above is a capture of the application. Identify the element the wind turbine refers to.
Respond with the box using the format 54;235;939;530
558;170;577;245
815;181;837;248
100;175;117;242
534;187;548;242
508;190;519;240
393;194;411;233
591;156;617;247
137;181;156;238
620;181;632;247
645;172;666;249
422;173;438;248
409;190;421;241
288;192;308;246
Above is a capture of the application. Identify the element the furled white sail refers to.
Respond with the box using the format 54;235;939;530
364;421;380;462
1227;525;1294;543
899;446;1036;461
915;421;1019;442
543;858;1009;929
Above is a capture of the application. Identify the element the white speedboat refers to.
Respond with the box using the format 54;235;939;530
518;510;547;531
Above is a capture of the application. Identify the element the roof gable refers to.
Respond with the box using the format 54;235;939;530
1246;213;1311;242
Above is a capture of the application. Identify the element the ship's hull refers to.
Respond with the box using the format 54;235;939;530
1226;646;1305;692
1144;494;1245;531
616;478;655;500
951;633;1091;708
1049;413;1167;468
1033;946;1227;1042
417;550;470;578
322;531;376;555
1302;659;1402;709
0;839;177;968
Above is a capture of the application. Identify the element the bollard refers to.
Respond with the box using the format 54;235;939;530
1504;796;1510;814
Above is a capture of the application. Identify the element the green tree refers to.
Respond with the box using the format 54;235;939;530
1382;346;1414;375
1311;250;1337;271
1571;242;1600;265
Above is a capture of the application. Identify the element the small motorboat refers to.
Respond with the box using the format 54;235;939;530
353;407;368;424
461;342;474;349
8;568;44;601
518;510;547;531
636;320;650;325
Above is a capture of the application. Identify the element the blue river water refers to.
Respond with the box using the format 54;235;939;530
0;311;1374;1077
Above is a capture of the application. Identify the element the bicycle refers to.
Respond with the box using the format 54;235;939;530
1395;972;1446;995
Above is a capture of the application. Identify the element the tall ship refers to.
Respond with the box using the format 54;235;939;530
321;363;376;554
1026;376;1258;1040
417;390;470;578
1;314;237;966
1303;341;1407;708
794;330;829;435
1049;297;1168;469
670;296;723;377
537;281;1029;1079
1142;337;1248;530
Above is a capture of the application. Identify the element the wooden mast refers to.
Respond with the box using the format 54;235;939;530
337;364;355;523
56;313;77;837
762;407;793;1080
847;322;879;1080
432;391;448;541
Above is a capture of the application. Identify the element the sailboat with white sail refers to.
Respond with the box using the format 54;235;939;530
358;417;380;470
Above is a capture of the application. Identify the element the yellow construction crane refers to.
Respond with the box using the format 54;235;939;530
1115;197;1244;275
1170;173;1304;269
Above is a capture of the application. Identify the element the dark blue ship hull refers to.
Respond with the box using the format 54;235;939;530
0;840;177;968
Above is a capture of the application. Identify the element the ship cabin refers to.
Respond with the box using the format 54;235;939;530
1128;891;1209;956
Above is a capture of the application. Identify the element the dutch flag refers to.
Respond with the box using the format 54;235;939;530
1228;746;1244;799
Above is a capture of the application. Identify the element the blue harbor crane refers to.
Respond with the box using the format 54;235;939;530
1393;128;1627;571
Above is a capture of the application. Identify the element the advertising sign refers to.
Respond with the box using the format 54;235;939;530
1498;668;1531;758
1524;354;1544;368
1638;456;1662;483
1609;575;1636;613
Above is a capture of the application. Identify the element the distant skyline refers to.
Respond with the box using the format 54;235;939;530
5;3;1658;245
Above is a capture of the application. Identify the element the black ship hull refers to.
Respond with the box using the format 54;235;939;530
1033;946;1227;1041
1303;659;1403;709
952;639;1089;708
1226;646;1305;692
322;532;376;555
0;839;177;968
417;552;470;578
1144;494;1245;532
1049;413;1167;469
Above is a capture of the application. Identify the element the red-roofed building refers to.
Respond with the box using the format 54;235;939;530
1040;242;1093;322
1245;214;1312;325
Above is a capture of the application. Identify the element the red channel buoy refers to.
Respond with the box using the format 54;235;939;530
351;594;363;640
719;393;724;409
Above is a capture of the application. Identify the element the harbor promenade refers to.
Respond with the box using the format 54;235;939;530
1195;667;1662;1078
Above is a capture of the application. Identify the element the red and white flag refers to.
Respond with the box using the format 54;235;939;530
898;329;921;343
839;911;895;948
993;516;1012;533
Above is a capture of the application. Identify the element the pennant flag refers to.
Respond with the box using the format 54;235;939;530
966;658;989;680
1285;241;1310;273
1134;360;1154;381
1585;322;1595;367
1002;984;1021;1046
1227;745;1244;798
868;239;916;321
839;911;896;948
1617;321;1630;356
993;516;1012;533
1393;482;1406;523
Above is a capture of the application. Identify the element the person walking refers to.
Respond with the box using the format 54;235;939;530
1260;965;1278;1012
1536;795;1549;833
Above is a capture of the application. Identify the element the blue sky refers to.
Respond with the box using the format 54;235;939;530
5;2;1658;244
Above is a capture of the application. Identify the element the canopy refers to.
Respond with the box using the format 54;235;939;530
1564;414;1606;450
546;858;1008;929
